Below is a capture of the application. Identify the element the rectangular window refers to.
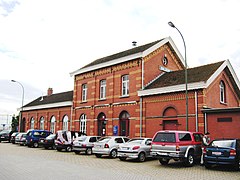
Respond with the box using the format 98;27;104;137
122;75;129;96
100;80;106;99
82;84;87;102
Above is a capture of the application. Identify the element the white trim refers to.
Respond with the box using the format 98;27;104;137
94;104;110;107
138;82;205;96
70;37;185;77
21;101;72;111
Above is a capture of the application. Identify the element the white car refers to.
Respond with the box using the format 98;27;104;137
118;138;152;162
72;136;101;155
92;136;130;158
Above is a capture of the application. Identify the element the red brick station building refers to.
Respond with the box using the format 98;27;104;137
20;37;240;140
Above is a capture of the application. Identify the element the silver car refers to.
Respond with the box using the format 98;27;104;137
15;133;27;146
92;136;130;158
118;138;152;162
72;136;101;155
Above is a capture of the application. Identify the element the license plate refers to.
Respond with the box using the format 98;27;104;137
212;152;221;155
157;152;168;156
122;147;129;150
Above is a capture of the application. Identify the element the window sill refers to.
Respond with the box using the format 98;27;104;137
120;95;129;98
98;98;106;101
80;101;88;104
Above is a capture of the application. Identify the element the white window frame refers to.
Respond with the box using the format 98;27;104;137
82;84;88;102
220;81;225;103
40;117;44;130
50;116;56;133
80;114;87;134
62;115;69;131
122;75;129;96
100;80;106;99
30;117;34;129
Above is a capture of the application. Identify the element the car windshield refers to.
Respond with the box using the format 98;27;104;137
153;133;176;143
210;140;236;148
98;137;111;143
77;136;87;142
46;134;56;139
128;139;144;144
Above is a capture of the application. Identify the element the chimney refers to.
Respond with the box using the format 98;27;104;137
47;88;53;96
132;41;137;47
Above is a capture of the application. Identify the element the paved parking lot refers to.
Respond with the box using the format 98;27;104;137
0;142;239;180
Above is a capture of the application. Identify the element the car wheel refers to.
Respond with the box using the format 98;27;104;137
204;163;212;169
95;154;102;158
185;152;194;167
66;146;72;152
159;158;169;165
138;152;146;162
75;151;80;155
233;159;240;171
44;147;49;150
33;142;39;148
119;157;127;161
52;145;56;150
57;148;62;152
85;148;92;155
110;149;117;158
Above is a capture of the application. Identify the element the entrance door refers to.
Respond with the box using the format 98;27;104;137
119;111;130;136
97;113;106;136
163;120;178;130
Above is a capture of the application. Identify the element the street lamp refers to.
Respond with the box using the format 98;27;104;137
11;80;25;132
168;21;189;130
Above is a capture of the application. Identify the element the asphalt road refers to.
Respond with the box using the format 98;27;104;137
0;142;239;180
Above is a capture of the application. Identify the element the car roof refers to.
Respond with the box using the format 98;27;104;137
156;130;201;134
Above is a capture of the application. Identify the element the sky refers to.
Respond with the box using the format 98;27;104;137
1;0;240;126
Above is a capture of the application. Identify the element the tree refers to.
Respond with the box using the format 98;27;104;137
11;115;19;132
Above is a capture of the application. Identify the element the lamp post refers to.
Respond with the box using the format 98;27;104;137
11;80;24;132
168;21;189;131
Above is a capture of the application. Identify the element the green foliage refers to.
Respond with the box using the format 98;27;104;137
11;115;19;132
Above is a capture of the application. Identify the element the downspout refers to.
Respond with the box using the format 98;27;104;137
70;103;73;131
140;58;144;138
195;91;198;132
204;112;207;133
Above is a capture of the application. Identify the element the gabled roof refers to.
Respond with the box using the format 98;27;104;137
22;91;73;111
138;60;240;98
70;37;184;76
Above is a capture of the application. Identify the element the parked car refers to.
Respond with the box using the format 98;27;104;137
118;138;152;162
39;134;56;150
55;130;86;152
92;136;130;158
0;130;15;142
72;136;101;155
151;130;203;167
15;133;27;146
203;138;240;170
26;129;52;148
10;132;19;144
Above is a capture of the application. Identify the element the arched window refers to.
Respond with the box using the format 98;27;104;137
62;115;69;131
220;80;226;103
40;116;44;130
50;116;56;133
30;117;34;129
80;114;87;134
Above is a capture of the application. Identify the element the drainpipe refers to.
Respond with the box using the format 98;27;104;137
70;104;73;131
204;112;207;133
195;91;198;132
140;58;144;138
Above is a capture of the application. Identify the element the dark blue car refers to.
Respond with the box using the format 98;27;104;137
203;139;240;170
26;129;52;148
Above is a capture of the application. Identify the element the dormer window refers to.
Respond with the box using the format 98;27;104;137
220;80;226;103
